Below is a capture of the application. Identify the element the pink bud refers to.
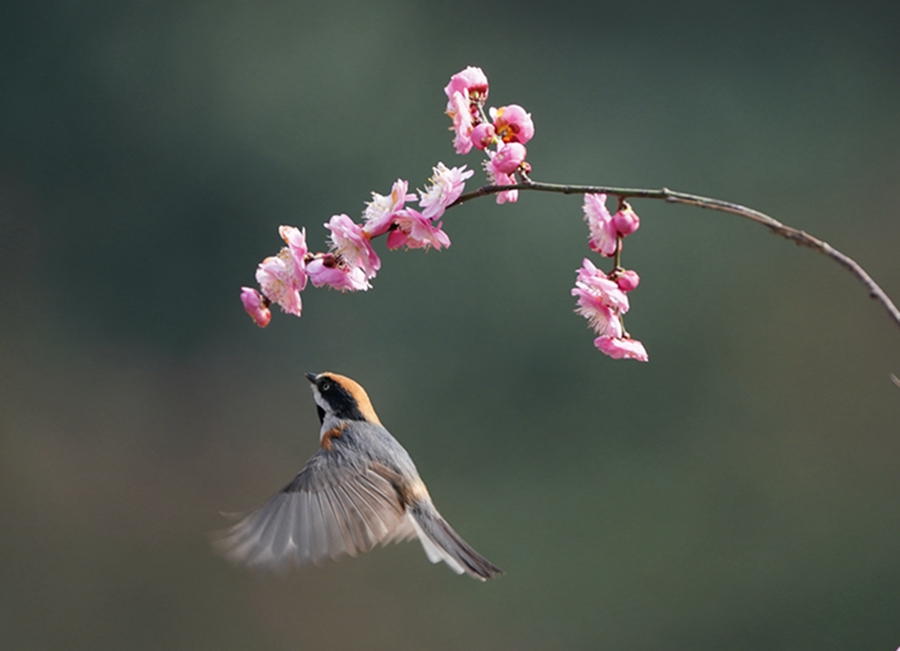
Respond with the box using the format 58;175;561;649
612;205;640;236
490;142;527;174
471;123;496;150
615;270;640;292
240;287;272;327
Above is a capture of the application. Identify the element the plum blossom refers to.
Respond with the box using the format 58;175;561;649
386;208;451;251
594;336;649;361
573;259;648;361
572;258;629;332
444;66;489;105
240;287;271;328
490;104;534;145
325;214;381;280
486;142;527;175
444;68;490;154
306;255;370;292
583;193;617;257
256;250;303;316
362;179;416;237
418;163;474;220
447;91;475;154
278;225;308;290
483;164;518;204
578;301;621;340
483;147;523;204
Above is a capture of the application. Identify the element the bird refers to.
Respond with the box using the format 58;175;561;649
213;371;502;581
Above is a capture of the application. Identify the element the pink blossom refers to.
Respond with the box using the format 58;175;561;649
256;250;303;316
572;260;630;339
418;163;474;220
306;255;370;292
574;258;630;312
444;66;489;105
471;123;496;150
240;287;271;327
575;300;621;338
594;336;649;362
572;260;647;360
486;142;527;175
615;269;641;292
278;225;308;290
325;214;380;279
444;68;489;154
362;179;416;237
583;193;617;257
491;104;534;145
483;160;518;204
612;203;641;237
447;91;474;154
386;208;451;251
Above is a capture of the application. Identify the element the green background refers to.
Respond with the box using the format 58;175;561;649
2;1;899;649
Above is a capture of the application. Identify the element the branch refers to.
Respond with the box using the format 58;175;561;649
452;180;900;331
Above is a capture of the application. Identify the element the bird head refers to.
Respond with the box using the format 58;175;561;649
305;372;382;426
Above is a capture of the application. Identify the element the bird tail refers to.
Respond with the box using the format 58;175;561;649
406;500;503;581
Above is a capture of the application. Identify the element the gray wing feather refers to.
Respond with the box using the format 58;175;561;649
331;482;368;553
213;449;407;570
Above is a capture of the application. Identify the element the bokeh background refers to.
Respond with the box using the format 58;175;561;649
2;1;899;649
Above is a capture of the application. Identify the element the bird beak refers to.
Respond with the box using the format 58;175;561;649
305;372;318;384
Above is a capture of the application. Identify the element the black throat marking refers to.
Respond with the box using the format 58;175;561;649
318;380;368;421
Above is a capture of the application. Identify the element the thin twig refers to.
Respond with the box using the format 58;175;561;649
451;180;900;331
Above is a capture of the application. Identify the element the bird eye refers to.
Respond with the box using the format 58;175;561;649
320;381;331;392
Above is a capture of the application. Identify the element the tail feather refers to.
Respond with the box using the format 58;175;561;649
407;502;503;581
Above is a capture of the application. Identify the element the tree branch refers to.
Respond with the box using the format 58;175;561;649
451;180;900;331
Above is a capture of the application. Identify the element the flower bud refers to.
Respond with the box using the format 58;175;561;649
615;269;640;292
490;142;527;174
612;204;640;237
471;123;496;150
240;287;272;327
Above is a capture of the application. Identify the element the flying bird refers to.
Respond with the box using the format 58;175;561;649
214;372;502;581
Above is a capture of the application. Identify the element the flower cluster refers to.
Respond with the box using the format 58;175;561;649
240;66;651;364
573;194;648;361
241;166;472;327
444;66;534;204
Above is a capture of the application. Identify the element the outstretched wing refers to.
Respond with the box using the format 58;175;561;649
213;450;415;570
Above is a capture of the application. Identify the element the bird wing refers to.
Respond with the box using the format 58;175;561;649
213;449;415;570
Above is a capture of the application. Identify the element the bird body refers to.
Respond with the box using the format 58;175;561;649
214;372;502;581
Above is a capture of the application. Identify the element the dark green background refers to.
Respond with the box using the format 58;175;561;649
2;1;899;649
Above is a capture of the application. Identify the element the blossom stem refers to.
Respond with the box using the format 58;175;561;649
451;180;900;331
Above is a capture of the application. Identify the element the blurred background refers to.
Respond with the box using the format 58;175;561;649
2;1;899;649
